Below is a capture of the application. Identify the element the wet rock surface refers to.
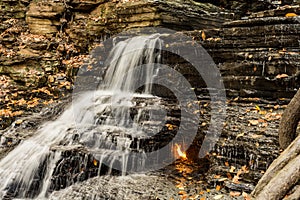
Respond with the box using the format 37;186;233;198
44;98;286;199
1;95;287;199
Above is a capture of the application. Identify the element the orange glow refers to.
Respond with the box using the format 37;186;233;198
175;143;187;159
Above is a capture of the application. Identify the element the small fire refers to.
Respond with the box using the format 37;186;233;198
175;143;187;160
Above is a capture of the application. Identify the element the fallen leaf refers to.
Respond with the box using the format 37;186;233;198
227;173;233;180
259;110;267;115
214;175;221;179
285;13;298;17
236;132;244;139
255;105;260;111
242;166;249;173
230;166;236;173
213;194;223;199
232;175;240;184
242;192;251;200
201;31;206;40
252;134;263;139
230;191;241;197
216;185;221;191
166;124;175;130
15;119;23;124
275;74;289;79
177;184;184;190
219;177;228;182
249;120;259;126
274;105;280;109
253;66;257;72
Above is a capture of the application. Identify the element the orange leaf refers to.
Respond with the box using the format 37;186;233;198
275;74;289;79
201;31;206;41
242;192;251;200
285;13;297;17
230;191;241;197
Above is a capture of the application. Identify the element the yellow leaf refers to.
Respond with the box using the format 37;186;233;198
216;185;221;191
12;110;23;116
166;124;175;130
255;105;260;111
285;13;298;17
176;184;184;190
178;190;185;195
236;132;244;139
201;31;206;41
259;110;267;115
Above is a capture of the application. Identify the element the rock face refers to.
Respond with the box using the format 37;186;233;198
188;5;300;98
26;0;66;35
0;0;299;198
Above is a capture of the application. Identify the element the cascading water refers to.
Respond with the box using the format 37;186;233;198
0;34;165;199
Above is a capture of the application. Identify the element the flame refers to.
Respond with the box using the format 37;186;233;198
175;143;187;159
93;159;98;166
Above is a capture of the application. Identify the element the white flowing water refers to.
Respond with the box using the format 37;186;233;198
0;34;163;199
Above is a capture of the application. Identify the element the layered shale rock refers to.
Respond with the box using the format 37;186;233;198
188;5;300;98
65;0;233;52
26;0;66;35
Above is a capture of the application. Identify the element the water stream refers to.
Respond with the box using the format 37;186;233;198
0;34;164;199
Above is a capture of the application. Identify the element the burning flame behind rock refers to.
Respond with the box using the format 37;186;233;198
175;143;187;160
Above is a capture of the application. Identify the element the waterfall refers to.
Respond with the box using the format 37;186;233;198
0;34;163;199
